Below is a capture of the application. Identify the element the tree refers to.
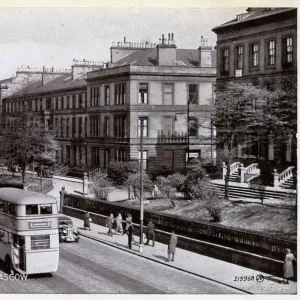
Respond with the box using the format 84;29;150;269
191;178;223;222
124;172;152;200
107;161;139;185
89;173;111;200
0;104;59;183
183;158;208;199
211;82;278;199
155;173;186;199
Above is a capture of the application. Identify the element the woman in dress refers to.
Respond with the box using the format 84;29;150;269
283;248;296;284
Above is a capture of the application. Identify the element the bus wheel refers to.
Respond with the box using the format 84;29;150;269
5;257;15;276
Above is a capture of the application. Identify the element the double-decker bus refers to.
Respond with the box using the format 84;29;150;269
0;188;59;275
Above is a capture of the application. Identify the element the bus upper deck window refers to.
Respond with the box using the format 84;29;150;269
26;205;39;215
8;203;15;214
0;200;3;212
40;204;52;214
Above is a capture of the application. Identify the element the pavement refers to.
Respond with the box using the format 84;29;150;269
68;215;297;295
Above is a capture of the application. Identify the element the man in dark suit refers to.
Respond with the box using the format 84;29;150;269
145;220;155;247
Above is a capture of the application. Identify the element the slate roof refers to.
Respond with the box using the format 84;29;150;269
6;75;86;99
212;7;296;32
113;48;216;68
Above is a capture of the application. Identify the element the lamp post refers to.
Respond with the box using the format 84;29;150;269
139;120;144;253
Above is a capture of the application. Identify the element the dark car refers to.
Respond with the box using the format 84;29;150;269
58;215;79;243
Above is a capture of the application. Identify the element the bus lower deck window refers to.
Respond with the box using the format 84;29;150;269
26;205;38;215
40;204;52;214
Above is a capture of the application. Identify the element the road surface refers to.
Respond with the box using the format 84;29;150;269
0;237;241;294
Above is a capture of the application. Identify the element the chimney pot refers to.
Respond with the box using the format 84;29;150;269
171;33;174;41
168;33;170;41
124;37;126;43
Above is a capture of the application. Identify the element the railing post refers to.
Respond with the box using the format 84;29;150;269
59;186;67;213
273;169;279;188
239;163;245;183
83;172;88;195
222;162;227;180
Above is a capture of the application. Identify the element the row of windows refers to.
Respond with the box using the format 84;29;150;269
3;81;208;114
0;202;52;215
221;36;294;74
89;83;202;106
4;93;86;114
49;115;201;139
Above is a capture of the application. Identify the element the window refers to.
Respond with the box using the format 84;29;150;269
60;118;64;137
162;116;173;135
90;87;99;107
79;93;84;108
115;149;126;162
55;97;58;110
104;117;110;137
40;204;52;214
2;202;15;214
55;118;58;137
188;84;198;104
72;95;76;108
78;117;82;137
114;116;126;138
90;116;99;137
163;150;174;169
138;117;148;137
66;118;70;137
138;83;148;104
72;117;76;137
84;117;87;137
139;150;148;170
0;200;3;211
282;37;293;65
163;83;173;105
221;48;229;72
92;148;100;166
267;40;276;66
115;83;126;105
31;235;50;250
46;97;52;110
104;149;110;168
26;205;39;215
189;117;197;137
236;46;244;69
104;85;110;105
250;43;259;68
66;96;70;109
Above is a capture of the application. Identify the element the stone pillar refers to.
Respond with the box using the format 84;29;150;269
76;94;79;109
286;135;292;162
239;163;245;183
70;146;74;167
222;162;227;180
83;172;88;195
273;169;279;188
59;186;67;213
237;144;243;157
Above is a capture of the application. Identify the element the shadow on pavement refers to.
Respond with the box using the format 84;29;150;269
153;254;168;262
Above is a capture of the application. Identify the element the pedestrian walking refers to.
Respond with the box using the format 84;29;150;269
83;212;91;230
283;248;296;284
167;230;178;262
152;184;159;199
125;220;134;249
115;213;123;235
145;220;155;247
106;213;114;236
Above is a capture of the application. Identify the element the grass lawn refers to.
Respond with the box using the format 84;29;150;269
125;197;296;241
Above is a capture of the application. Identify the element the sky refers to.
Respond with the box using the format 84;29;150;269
0;6;246;79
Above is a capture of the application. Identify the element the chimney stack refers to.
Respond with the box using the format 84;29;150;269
198;37;213;67
124;37;126;43
157;33;177;66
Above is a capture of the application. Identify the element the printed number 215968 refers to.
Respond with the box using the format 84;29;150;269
234;276;254;281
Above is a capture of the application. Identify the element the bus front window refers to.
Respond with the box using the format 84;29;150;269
40;204;52;215
26;205;38;215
